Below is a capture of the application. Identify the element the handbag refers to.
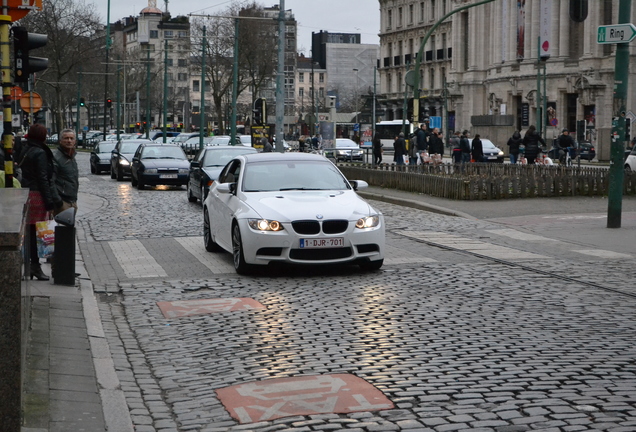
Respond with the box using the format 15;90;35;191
35;219;56;259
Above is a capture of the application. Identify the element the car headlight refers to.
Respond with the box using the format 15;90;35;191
355;215;380;229
119;158;130;166
498;150;504;156
248;219;284;231
145;168;158;173
178;168;189;174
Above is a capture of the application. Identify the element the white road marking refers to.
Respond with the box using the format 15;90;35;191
383;244;436;265
175;236;235;273
108;240;167;278
573;249;632;259
486;228;557;242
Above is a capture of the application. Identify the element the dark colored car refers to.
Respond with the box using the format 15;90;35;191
187;145;257;203
110;139;150;181
130;143;190;189
468;138;505;163
90;141;116;174
548;140;596;161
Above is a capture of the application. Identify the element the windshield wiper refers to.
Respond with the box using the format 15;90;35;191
279;187;322;191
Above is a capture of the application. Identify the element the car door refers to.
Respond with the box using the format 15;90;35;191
209;159;242;250
131;145;143;180
190;148;205;199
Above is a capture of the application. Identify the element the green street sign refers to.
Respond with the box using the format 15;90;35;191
597;23;636;44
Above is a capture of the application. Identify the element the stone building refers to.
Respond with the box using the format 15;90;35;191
378;0;636;160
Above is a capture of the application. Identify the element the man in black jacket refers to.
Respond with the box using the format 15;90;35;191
459;130;471;163
557;128;576;163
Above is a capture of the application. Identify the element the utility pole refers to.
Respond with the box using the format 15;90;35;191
607;0;631;228
199;25;206;149
274;0;285;152
162;39;168;143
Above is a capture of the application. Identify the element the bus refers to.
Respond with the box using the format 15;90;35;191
375;120;414;148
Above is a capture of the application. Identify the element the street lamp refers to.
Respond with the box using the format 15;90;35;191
353;68;359;136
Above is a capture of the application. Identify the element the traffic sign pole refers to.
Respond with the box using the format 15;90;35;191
607;2;632;228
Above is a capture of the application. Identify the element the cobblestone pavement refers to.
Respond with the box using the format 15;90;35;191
74;153;636;432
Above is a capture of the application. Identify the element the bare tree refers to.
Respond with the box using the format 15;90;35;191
19;0;104;134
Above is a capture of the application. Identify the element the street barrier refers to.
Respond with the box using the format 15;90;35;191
338;162;636;200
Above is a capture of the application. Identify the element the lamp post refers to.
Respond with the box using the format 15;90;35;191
353;68;359;128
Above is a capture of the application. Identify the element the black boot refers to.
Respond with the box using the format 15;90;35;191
30;264;50;281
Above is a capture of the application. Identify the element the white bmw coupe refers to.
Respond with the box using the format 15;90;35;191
203;152;385;274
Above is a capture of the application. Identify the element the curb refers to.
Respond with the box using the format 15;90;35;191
357;190;478;220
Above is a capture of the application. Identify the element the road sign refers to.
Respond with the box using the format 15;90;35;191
6;0;42;21
597;24;636;44
10;87;23;101
19;91;42;113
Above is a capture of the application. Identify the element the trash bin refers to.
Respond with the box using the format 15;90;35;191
53;208;76;286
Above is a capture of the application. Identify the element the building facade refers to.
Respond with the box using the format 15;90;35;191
378;0;636;160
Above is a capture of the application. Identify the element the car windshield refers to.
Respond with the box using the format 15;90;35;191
336;140;357;148
482;141;498;150
242;160;351;192
173;135;193;143
98;143;116;153
213;137;231;145
120;142;142;153
142;146;186;159
202;148;255;167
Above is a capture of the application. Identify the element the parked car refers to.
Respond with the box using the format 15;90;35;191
625;147;636;172
130;143;190;189
172;132;201;155
110;139;150;181
322;138;363;161
578;141;596;161
46;134;58;145
81;130;106;148
182;136;214;155
468;138;504;163
148;130;180;141
90;141;116;174
187;145;257;203
202;152;385;274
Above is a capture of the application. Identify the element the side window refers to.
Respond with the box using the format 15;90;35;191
219;160;240;183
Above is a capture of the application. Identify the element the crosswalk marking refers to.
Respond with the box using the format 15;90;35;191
383;244;436;265
486;228;557;242
175;237;236;273
108;240;168;278
397;231;548;260
573;249;632;259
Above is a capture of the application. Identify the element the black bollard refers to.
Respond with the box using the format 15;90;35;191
53;225;75;285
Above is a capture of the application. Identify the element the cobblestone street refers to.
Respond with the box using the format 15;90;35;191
73;152;636;431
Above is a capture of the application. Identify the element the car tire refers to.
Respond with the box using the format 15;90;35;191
201;186;207;202
110;166;116;179
187;183;197;202
359;259;383;271
203;209;222;252
626;165;632;173
116;166;124;181
90;163;96;174
232;223;253;275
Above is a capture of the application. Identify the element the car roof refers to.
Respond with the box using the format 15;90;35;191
242;152;327;163
204;145;257;151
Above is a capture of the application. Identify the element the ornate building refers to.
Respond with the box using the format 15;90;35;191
378;0;636;160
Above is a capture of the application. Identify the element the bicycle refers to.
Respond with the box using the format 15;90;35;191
559;147;573;167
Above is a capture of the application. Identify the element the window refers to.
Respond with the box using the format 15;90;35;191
431;0;436;21
166;58;173;66
319;87;324;98
164;30;173;38
420;2;425;22
167;73;173;80
178;73;187;81
429;69;435;89
387;9;392;30
193;80;200;92
299;72;304;83
398;7;403;27
319;73;324;83
178;59;187;67
409;4;414;25
299;88;304;98
178;31;187;38
150;30;158;39
569;0;588;22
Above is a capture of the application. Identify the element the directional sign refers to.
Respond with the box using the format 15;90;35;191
597;24;636;44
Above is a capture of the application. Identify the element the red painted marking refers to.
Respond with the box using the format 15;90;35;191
216;374;394;424
157;298;265;318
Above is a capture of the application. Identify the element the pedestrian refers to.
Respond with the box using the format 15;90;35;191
261;136;273;152
416;123;428;161
450;131;462;164
393;132;407;166
298;135;306;152
372;133;383;165
507;130;523;164
471;133;484;162
407;133;418;165
557;128;576;162
429;128;444;159
18;124;63;281
460;130;471;163
522;125;545;164
52;129;79;216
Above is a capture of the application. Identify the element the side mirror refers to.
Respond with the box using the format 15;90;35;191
190;161;200;168
350;180;368;191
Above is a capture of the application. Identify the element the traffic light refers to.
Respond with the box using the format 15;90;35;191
106;98;112;108
13;26;49;83
80;97;85;107
252;98;266;126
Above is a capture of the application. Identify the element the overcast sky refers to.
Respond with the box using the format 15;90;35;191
97;0;381;54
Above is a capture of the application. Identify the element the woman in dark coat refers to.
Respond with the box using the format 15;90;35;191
507;130;523;164
19;124;62;280
471;134;484;162
393;133;407;165
522;125;545;164
372;133;382;165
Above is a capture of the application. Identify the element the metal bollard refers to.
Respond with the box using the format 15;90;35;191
53;208;76;286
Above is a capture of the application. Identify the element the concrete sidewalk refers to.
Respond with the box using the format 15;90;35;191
21;186;635;431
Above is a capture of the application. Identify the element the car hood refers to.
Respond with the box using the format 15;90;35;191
118;152;135;161
141;159;190;169
201;167;224;180
242;190;375;221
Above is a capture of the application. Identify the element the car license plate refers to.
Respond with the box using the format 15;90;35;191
300;238;344;248
159;174;178;179
488;156;497;159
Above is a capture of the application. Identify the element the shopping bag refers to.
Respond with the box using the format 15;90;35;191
421;152;431;164
35;220;56;259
